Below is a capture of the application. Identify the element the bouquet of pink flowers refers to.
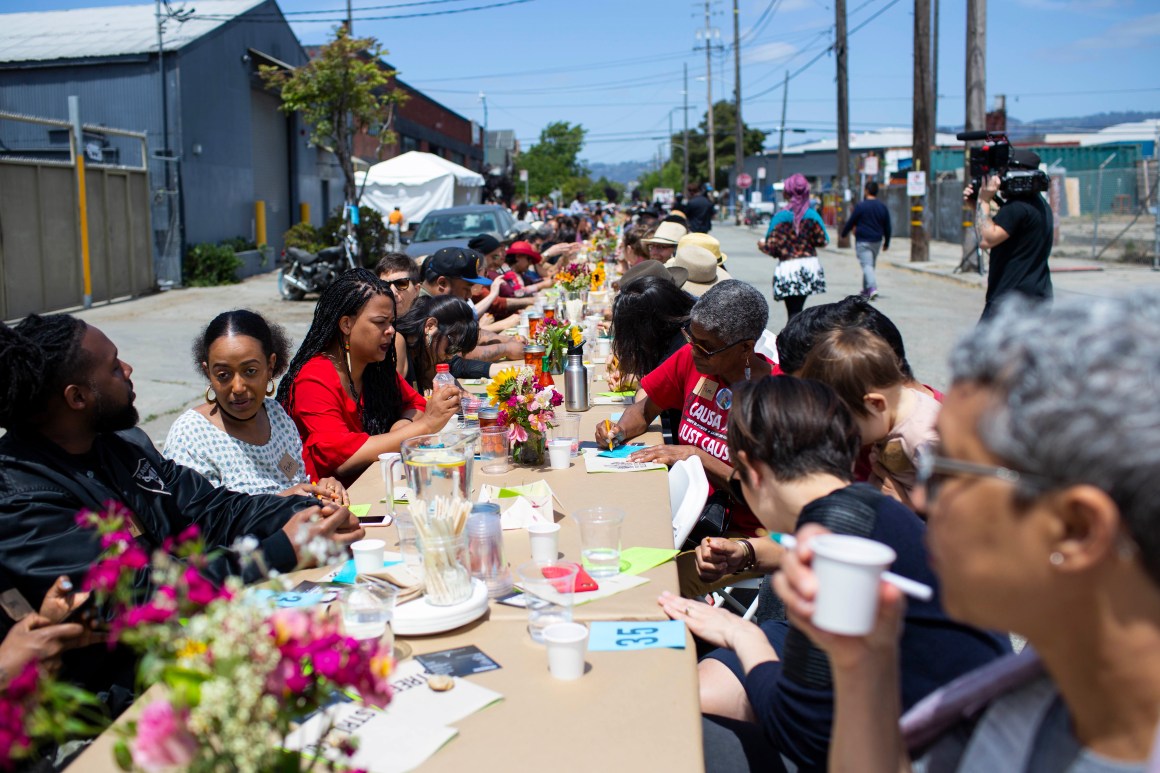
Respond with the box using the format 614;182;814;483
75;501;392;773
486;366;562;466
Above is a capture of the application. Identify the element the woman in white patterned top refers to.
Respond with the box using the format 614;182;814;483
164;310;348;501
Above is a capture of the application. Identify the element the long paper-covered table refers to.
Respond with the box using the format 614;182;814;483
71;385;705;772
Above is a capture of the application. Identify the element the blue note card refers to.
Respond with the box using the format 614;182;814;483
597;443;644;459
588;621;687;651
332;558;402;584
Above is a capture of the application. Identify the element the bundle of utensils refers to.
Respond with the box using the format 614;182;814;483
411;496;473;605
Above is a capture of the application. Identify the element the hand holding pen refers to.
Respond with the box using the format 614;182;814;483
595;418;624;452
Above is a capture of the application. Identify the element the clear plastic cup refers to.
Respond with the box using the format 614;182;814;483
393;514;423;579
573;506;625;578
341;581;397;652
479;426;511;475
553;413;582;456
516;560;578;643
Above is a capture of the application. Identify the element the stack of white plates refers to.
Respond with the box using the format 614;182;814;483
393;579;489;636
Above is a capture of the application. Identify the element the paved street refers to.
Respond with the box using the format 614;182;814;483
77;224;1160;446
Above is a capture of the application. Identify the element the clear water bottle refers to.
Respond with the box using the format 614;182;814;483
433;363;456;393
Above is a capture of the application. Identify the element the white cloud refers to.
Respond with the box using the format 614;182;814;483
743;41;798;64
1071;11;1160;49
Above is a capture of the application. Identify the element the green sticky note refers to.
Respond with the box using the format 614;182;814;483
349;504;372;517
496;481;550;499
598;390;637;398
619;546;680;576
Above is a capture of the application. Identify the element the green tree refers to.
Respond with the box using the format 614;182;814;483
637;162;684;199
518;122;589;200
672;101;767;192
261;27;407;206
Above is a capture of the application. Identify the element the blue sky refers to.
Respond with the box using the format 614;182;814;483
4;0;1158;164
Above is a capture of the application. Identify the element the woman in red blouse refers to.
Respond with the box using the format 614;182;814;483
278;269;460;487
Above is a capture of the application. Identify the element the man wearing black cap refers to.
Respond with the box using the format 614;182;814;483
419;246;524;363
419;246;494;302
965;148;1054;320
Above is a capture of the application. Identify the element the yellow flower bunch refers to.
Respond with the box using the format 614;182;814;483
571;326;583;347
486;367;521;405
555;271;576;286
590;263;606;290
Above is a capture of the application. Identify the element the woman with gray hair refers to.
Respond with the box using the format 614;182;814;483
776;289;1160;771
596;280;775;539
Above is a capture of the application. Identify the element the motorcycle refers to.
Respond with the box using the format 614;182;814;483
277;205;361;300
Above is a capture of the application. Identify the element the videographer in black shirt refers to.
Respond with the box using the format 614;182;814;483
964;147;1054;320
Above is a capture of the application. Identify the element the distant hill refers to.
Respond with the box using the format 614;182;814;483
584;160;653;184
939;111;1160;140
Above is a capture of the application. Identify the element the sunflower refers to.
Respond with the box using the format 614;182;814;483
486;367;520;405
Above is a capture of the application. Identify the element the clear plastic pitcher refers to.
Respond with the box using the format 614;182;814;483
400;431;477;511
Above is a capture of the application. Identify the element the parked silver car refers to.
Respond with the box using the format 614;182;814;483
403;204;519;259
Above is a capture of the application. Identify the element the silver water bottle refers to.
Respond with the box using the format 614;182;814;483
564;350;590;412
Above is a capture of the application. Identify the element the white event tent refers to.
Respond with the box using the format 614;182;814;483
356;151;484;225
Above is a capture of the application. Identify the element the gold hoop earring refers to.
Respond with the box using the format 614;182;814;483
205;385;216;404
265;379;276;397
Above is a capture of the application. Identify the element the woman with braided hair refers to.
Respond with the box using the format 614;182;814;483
279;268;460;487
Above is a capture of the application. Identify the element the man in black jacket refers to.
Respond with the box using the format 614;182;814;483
0;314;363;694
684;182;716;234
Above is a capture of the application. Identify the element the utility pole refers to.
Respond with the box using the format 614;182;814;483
776;70;789;182
963;0;986;262
1154;123;1160;271
912;0;932;263
732;0;744;224
683;63;690;192
703;0;716;194
931;0;939;140
345;0;352;33
835;0;851;248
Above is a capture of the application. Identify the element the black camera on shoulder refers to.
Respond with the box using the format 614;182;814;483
957;130;1049;198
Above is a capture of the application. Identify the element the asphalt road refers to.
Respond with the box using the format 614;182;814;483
73;222;1160;445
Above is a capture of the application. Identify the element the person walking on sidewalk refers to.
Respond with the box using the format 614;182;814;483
759;174;828;320
840;181;891;300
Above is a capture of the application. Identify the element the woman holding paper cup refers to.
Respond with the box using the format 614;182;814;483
660;376;1009;771
778;291;1160;771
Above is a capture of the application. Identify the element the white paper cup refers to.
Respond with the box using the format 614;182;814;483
810;535;897;636
542;622;589;680
351;538;386;575
596;338;612;359
548;439;571;470
527;522;560;563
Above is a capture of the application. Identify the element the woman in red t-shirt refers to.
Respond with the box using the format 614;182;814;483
278;269;460;487
596;280;776;537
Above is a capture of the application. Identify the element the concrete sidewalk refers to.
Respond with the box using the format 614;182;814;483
868;237;1159;290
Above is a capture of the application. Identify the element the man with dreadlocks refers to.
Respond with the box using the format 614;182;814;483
0;313;364;697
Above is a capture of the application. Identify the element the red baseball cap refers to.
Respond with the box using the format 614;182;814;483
505;240;542;264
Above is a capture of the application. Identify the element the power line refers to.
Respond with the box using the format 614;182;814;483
191;0;536;23
282;0;489;15
747;0;902;101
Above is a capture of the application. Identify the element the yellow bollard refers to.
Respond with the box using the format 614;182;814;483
255;200;267;247
299;202;310;224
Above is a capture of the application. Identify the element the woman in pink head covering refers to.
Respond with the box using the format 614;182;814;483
758;173;828;320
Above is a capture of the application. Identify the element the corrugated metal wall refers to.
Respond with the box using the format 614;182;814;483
0;0;344;287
